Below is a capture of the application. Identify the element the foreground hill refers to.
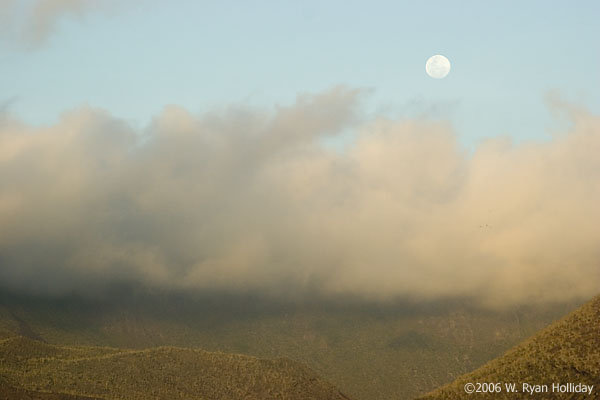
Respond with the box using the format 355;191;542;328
418;295;600;399
0;290;580;399
0;336;352;400
1;377;101;400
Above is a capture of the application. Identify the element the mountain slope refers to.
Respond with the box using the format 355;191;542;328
418;295;600;399
1;376;102;400
0;291;579;399
0;336;352;400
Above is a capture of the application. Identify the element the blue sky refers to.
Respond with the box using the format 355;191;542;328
2;0;599;146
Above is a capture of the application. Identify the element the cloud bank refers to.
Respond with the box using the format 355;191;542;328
0;87;598;306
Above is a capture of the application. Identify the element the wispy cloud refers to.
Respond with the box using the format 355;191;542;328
0;87;598;307
0;96;18;115
0;0;112;48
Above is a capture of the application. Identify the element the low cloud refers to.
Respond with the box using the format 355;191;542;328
0;86;598;307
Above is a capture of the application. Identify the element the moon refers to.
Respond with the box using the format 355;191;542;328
425;55;451;79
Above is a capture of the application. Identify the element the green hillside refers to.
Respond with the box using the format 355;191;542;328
418;295;600;399
0;336;352;400
0;291;580;399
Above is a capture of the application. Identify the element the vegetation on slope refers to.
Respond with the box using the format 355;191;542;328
0;336;352;400
418;295;600;399
0;290;581;399
1;376;102;400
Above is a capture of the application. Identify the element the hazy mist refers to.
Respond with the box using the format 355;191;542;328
0;87;598;306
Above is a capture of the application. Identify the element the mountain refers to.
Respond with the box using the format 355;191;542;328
0;336;352;400
0;290;580;399
418;295;600;399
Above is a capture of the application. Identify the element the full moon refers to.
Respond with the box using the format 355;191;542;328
425;55;451;79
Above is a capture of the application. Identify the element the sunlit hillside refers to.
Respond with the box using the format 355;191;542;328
418;295;600;399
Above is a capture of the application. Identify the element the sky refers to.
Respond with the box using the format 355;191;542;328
1;0;599;144
0;1;599;307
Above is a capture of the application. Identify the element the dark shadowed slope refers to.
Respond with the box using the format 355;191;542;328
418;295;600;399
0;337;352;400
